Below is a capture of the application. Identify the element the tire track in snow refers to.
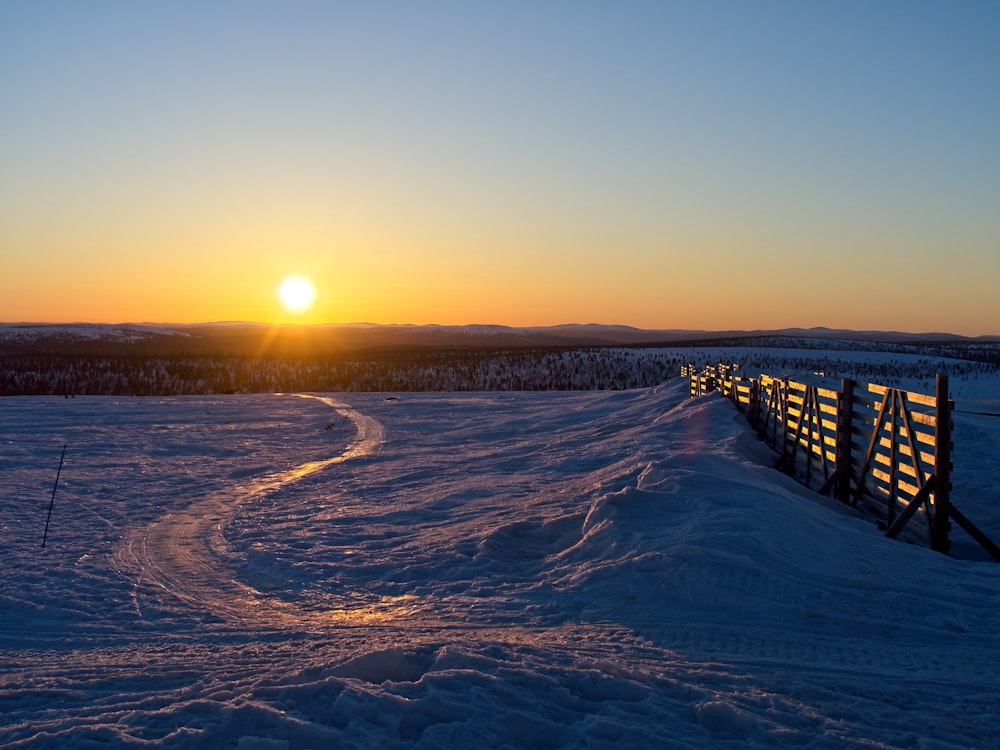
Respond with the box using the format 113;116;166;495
112;395;405;630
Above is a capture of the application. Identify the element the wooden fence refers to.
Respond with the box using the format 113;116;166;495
686;364;1000;561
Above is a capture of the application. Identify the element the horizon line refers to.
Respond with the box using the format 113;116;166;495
2;320;998;340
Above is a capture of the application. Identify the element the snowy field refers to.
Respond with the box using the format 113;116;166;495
2;373;999;748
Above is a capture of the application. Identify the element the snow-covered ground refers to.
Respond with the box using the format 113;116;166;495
2;377;999;748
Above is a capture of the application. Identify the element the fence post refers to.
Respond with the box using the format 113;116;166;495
931;374;952;554
836;378;855;504
780;377;791;460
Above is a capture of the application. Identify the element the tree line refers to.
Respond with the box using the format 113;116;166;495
3;343;997;397
0;348;687;396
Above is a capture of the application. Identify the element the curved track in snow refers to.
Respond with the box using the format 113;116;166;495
112;395;403;630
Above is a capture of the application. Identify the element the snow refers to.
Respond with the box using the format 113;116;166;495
2;377;999;748
0;323;186;340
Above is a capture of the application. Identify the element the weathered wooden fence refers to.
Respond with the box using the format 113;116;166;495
685;364;1000;561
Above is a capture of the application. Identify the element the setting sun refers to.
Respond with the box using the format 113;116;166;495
277;275;317;314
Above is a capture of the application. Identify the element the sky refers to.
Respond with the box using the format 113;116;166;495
1;1;998;334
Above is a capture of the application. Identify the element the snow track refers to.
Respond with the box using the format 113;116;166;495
112;395;393;630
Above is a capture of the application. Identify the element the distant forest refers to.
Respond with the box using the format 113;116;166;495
2;341;999;397
1;348;684;396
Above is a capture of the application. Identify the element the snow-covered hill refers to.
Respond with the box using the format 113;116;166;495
2;379;998;748
3;322;998;352
0;323;188;343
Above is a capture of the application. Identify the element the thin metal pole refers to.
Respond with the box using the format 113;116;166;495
42;444;67;549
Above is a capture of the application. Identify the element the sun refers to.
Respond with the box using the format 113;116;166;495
276;275;317;313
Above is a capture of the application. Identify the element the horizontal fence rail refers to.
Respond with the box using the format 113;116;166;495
685;364;1000;561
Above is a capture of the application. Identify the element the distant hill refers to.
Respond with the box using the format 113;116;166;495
2;321;999;357
3;322;998;397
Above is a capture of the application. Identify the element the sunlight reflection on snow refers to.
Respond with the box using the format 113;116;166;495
320;595;422;625
112;393;390;629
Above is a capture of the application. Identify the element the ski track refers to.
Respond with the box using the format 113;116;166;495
112;395;401;630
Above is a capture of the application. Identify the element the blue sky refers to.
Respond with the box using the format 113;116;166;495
2;1;998;333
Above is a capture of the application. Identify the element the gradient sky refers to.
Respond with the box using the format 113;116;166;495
2;1;998;334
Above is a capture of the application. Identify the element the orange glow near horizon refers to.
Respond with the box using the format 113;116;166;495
1;240;999;336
